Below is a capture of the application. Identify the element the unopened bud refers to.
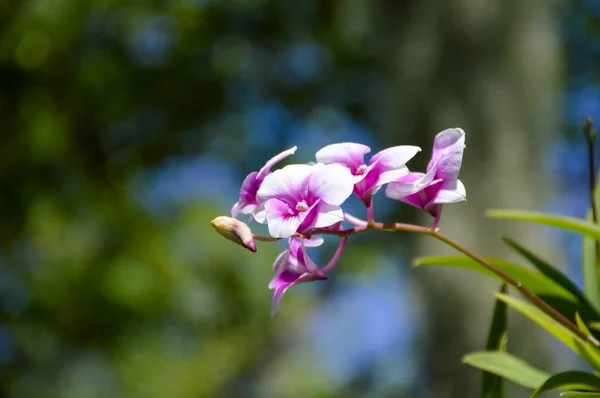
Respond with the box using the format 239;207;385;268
210;216;257;252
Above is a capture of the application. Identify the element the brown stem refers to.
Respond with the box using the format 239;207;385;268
311;221;600;348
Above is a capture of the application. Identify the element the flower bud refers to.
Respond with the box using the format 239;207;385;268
210;216;257;252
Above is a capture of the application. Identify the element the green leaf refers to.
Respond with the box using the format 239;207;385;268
482;284;508;398
583;216;600;314
583;236;600;309
487;210;600;240
496;293;578;351
413;255;576;301
577;313;594;337
463;351;549;389
531;371;600;397
496;293;600;372
562;392;600;397
502;238;589;305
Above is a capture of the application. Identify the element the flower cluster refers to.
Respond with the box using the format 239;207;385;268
212;128;466;312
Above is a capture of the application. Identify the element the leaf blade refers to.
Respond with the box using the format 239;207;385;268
487;210;600;240
413;255;576;301
583;230;600;314
531;371;600;397
495;293;600;372
463;351;549;390
502;237;589;305
482;284;508;398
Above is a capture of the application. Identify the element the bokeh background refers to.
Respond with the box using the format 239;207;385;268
0;0;599;397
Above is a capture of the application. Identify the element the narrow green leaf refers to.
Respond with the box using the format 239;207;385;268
463;351;549;389
496;294;600;372
487;210;600;240
482;284;508;398
562;392;600;397
577;313;594;337
583;225;600;314
496;293;579;351
413;256;576;300
590;322;600;331
531;371;600;397
502;237;589;305
574;339;600;374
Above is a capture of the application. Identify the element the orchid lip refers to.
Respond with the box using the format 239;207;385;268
356;164;368;175
295;200;309;212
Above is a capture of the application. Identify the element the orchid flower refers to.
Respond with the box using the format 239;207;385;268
231;146;297;217
269;237;326;314
254;163;354;238
386;128;466;227
315;143;421;206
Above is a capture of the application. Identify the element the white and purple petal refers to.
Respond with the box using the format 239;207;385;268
307;163;355;206
263;198;318;238
315;142;371;174
313;203;345;228
257;164;314;203
370;145;421;171
256;146;298;180
428;128;465;180
433;179;467;204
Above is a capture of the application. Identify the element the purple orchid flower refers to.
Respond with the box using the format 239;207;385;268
315;143;421;206
269;237;326;314
386;128;466;226
231;146;297;217
254;163;354;238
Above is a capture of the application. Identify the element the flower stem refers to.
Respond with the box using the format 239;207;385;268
253;235;280;242
311;219;599;347
322;237;348;272
344;212;368;227
367;203;375;225
427;229;599;347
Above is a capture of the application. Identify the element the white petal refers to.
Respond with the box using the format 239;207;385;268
264;198;305;238
385;171;435;197
377;166;410;187
315;142;371;168
308;163;354;205
303;236;324;247
253;202;267;223
435;179;466;204
257;146;298;179
257;164;314;202
370;145;421;169
314;203;344;228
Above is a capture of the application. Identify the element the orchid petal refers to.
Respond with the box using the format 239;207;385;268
257;146;298;180
257;164;313;203
386;168;438;197
370;145;421;170
263;199;305;238
252;202;267;223
231;202;241;217
377;165;410;187
304;236;324;247
429;128;465;180
313;203;344;228
272;250;288;272
307;163;354;205
434;179;467;204
231;171;260;216
387;179;443;209
315;142;371;172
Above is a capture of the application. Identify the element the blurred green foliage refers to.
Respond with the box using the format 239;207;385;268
0;0;567;397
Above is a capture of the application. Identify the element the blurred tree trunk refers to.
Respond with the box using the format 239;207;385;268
382;1;562;397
